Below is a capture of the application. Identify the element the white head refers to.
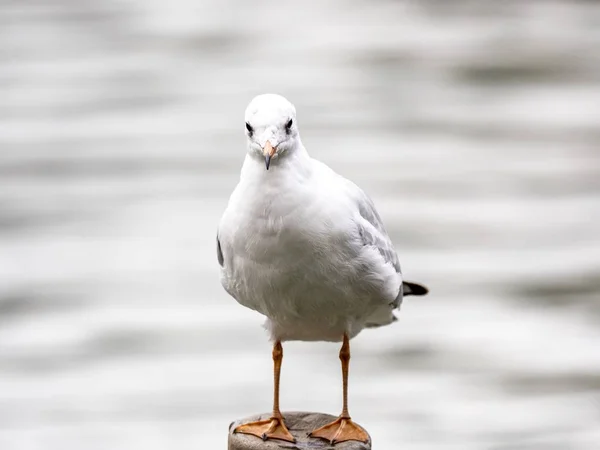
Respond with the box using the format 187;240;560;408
244;94;300;170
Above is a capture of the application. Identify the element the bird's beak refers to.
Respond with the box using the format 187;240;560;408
263;140;276;170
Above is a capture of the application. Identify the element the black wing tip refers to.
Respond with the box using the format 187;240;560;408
403;281;429;296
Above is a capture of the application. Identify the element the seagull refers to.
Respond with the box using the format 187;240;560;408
217;94;428;445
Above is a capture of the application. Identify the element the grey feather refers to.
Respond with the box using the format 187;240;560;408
356;193;401;274
351;186;431;314
216;234;224;267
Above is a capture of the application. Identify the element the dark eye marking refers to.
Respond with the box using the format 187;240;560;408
285;118;293;132
245;122;253;136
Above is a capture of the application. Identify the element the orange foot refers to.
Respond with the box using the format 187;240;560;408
309;416;369;445
234;416;295;443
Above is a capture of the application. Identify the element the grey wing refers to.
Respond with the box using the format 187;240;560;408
216;232;224;267
354;187;429;305
357;196;401;275
352;186;404;308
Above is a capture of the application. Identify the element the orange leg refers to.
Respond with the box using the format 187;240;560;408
309;334;369;445
234;341;295;443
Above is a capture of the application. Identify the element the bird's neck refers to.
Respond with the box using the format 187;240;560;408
242;142;312;181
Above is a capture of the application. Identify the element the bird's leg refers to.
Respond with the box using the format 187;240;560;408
309;334;370;445
234;341;295;443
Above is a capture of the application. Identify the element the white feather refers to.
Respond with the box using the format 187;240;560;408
218;94;402;342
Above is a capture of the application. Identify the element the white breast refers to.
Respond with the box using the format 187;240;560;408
218;153;398;341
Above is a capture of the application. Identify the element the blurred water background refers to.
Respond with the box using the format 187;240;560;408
1;1;600;449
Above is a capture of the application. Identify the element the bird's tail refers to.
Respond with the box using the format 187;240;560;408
364;281;429;329
402;281;429;296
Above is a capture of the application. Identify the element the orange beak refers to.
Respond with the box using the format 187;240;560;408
263;140;277;170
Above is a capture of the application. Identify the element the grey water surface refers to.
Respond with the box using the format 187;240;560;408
1;1;600;449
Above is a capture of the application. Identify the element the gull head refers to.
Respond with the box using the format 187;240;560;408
244;94;299;170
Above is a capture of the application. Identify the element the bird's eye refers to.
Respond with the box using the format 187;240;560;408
245;122;253;135
285;118;293;131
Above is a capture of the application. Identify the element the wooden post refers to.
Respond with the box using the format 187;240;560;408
228;412;372;449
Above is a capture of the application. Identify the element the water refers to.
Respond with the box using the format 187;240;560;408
1;1;599;449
